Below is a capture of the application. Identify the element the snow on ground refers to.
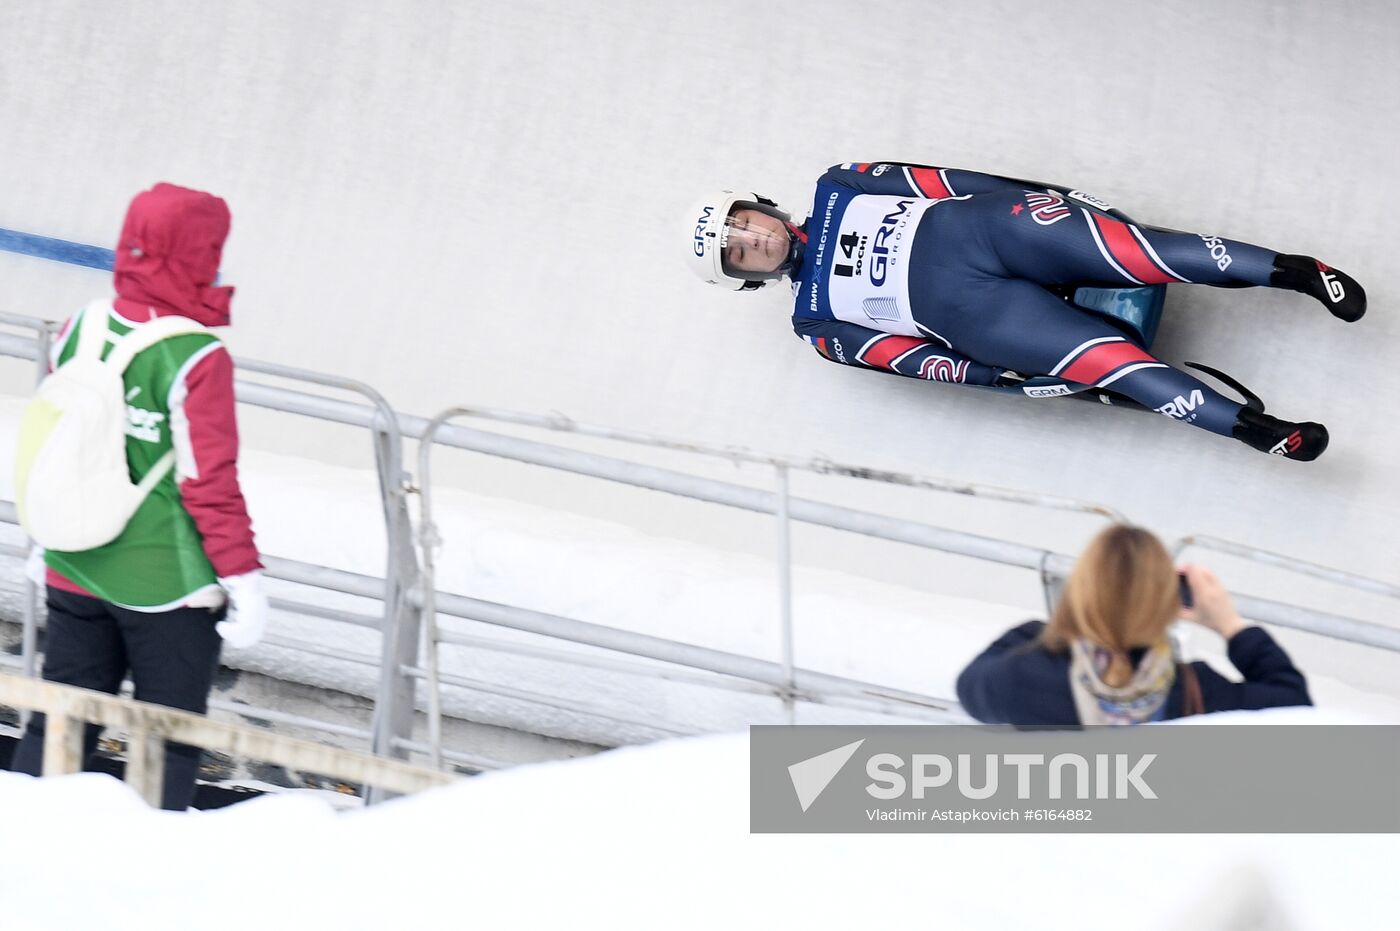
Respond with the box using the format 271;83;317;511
2;397;1399;753
1;711;1395;931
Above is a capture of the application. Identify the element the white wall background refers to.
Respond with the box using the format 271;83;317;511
0;1;1395;644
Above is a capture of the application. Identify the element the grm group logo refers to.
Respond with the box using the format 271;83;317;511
1023;384;1073;398
692;206;713;257
1155;389;1206;421
1067;190;1114;211
870;200;912;286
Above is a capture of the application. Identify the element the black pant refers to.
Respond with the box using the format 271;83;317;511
9;587;224;811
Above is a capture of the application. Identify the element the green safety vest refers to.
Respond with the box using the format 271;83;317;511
45;303;226;610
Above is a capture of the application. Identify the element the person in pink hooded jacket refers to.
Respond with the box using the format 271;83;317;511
10;183;267;810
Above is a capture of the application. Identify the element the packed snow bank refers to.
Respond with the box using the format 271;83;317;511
1;713;1395;931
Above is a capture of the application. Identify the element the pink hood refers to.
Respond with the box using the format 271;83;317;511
112;182;235;327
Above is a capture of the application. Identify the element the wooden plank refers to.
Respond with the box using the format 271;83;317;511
0;673;456;798
124;727;165;808
41;711;83;776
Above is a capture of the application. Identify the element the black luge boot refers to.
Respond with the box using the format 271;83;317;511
1270;254;1366;322
1232;407;1329;461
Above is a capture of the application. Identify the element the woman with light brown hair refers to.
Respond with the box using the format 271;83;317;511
955;525;1311;725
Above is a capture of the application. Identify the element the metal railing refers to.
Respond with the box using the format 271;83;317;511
405;404;1400;760
412;404;1123;752
230;360;423;777
1173;536;1400;653
0;311;431;791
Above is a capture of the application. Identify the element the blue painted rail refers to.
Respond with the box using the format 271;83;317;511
0;227;114;272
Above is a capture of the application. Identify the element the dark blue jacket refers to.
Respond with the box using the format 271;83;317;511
955;620;1312;725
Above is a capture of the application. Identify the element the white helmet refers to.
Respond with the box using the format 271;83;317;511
683;190;795;291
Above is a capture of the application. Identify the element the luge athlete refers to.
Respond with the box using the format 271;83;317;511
684;162;1366;461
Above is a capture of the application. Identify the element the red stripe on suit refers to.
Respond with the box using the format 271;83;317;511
1061;341;1157;385
1091;214;1176;284
909;167;952;199
860;335;926;370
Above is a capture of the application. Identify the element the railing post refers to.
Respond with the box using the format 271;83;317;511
34;323;51;383
41;711;83;776
367;410;422;800
418;597;444;771
124;728;166;808
775;464;796;724
415;429;446;772
19;325;52;729
221;358;424;781
413;408;483;772
1040;551;1065;618
414;457;444;771
18;571;39;731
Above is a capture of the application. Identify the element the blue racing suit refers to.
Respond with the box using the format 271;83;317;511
789;162;1281;436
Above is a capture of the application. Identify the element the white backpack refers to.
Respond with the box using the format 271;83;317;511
14;302;212;551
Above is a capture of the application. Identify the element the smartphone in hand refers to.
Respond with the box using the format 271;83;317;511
1178;571;1194;609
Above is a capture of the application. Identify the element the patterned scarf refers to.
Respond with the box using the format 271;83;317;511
1068;638;1177;726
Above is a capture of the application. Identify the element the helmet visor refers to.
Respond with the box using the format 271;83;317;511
719;202;794;280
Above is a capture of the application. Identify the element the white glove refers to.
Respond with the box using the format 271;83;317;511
216;570;269;649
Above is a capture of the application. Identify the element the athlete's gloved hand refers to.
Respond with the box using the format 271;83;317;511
216;570;269;649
